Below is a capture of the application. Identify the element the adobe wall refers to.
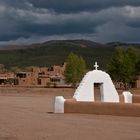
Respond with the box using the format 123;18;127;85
17;72;34;86
39;78;50;86
132;95;140;103
119;94;124;103
64;100;140;117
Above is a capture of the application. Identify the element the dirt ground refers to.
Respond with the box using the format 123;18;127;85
0;87;140;140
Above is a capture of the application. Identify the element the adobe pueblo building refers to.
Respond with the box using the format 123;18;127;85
15;64;66;87
54;62;140;117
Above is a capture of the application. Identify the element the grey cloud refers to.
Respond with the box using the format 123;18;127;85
0;3;108;41
0;0;140;44
2;0;140;13
0;0;33;10
28;0;140;13
94;21;140;43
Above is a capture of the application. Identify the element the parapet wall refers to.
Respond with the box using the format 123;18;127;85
64;100;140;117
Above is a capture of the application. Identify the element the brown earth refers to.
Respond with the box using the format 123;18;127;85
0;87;140;140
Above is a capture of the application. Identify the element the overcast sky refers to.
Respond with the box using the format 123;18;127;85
0;0;140;45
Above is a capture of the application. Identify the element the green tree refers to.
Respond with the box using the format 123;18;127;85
64;53;86;87
136;61;140;75
108;47;139;89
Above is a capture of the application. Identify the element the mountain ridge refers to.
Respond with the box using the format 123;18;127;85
0;40;139;70
0;40;140;50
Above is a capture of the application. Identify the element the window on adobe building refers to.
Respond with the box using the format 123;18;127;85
48;67;54;71
16;73;26;78
50;78;60;82
0;79;5;85
38;79;41;85
39;72;45;75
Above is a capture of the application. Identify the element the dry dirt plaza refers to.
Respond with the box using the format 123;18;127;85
0;87;140;140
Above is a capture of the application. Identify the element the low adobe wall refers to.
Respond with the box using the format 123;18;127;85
132;95;140;103
64;99;140;117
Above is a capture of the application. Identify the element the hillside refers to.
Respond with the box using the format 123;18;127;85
0;40;139;70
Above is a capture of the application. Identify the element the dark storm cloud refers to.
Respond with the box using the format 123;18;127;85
0;0;140;44
28;0;140;13
19;23;96;36
0;0;32;9
2;0;140;11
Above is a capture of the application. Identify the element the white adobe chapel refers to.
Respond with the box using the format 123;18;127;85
73;62;119;102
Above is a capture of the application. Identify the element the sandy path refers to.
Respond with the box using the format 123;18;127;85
0;88;140;140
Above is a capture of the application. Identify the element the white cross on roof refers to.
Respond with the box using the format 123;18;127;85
94;62;99;70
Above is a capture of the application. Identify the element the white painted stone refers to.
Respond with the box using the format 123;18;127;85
73;62;119;102
54;96;65;113
123;91;132;103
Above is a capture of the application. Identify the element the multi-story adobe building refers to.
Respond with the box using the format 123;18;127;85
0;73;15;85
15;63;66;86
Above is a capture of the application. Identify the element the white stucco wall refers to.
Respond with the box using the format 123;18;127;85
73;70;119;102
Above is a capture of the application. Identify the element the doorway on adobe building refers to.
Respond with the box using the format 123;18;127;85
93;83;103;101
